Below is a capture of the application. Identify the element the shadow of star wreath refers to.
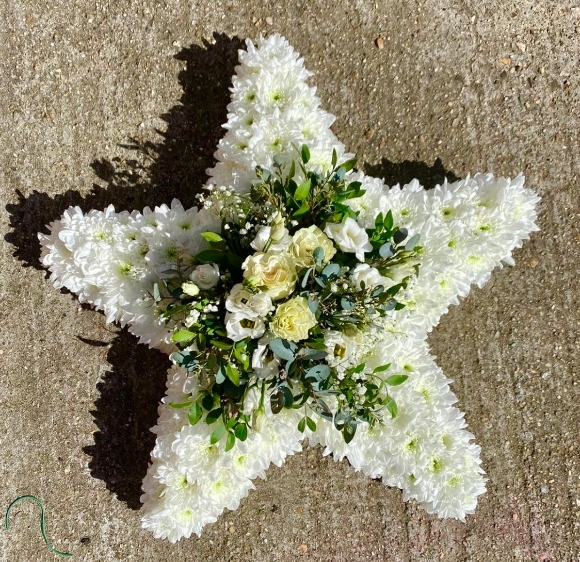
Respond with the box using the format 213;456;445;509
38;35;539;542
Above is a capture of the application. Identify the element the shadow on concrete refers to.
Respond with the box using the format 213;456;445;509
83;333;171;509
4;32;244;510
364;157;460;190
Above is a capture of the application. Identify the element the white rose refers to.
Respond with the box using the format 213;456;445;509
250;226;292;252
269;297;317;342
350;263;392;291
225;312;266;342
226;283;273;318
324;217;372;261
290;225;337;269
242;252;297;300
189;263;220;289
251;334;280;378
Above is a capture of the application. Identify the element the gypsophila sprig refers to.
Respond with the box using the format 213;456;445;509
38;34;539;542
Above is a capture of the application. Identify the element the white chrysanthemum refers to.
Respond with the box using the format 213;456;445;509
207;34;352;193
140;367;304;542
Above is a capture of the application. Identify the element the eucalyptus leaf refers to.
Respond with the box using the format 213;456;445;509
405;233;421;251
393;227;408;244
269;338;296;361
379;243;394;258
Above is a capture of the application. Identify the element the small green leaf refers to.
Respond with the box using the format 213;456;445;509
306;417;316;431
331;148;337;168
385;396;398;418
384;210;394;231
169;401;192;409
225;431;236;452
188;402;203;425
153;283;161;302
226;363;240;386
210;423;226;445
301;144;311;164
298;417;306;433
372;363;391;374
385;374;408;386
201;393;215;411
292;202;310;218
341;158;357;172
196;249;225;262
294;180;311;201
172;330;196;343
201;231;224;243
210;339;233;351
205;408;223;425
234;423;248;441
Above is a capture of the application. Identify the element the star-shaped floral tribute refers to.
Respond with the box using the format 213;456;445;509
39;35;539;542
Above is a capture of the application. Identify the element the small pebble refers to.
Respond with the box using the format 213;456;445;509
265;16;273;25
500;57;511;66
298;544;308;553
516;42;526;53
540;485;549;494
375;36;384;49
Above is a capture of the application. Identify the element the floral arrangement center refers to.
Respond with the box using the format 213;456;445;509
38;35;539;542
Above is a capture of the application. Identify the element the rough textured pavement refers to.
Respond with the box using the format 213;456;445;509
1;1;579;560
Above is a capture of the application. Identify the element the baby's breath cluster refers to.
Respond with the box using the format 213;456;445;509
38;34;540;542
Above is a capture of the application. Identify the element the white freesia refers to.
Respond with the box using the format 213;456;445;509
225;312;266;342
250;226;292;252
324;217;372;261
350;263;392;291
189;263;220;289
251;333;280;378
181;282;200;297
226;283;274;318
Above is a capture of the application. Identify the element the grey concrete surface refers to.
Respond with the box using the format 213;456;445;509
1;1;579;560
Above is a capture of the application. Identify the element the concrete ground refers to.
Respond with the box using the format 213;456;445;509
1;1;579;560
